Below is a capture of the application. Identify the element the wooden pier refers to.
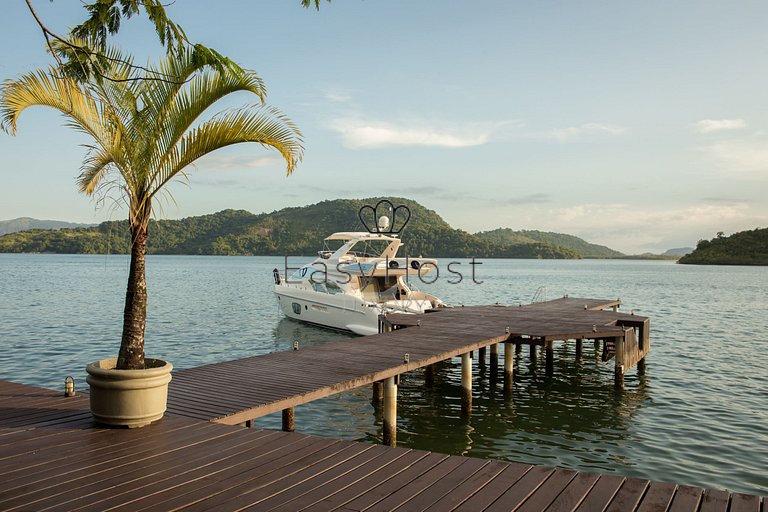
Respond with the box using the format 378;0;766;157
1;380;764;511
167;297;649;445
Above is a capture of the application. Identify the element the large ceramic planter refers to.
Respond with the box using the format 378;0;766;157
86;358;173;428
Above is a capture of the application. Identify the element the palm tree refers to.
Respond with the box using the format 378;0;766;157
0;45;303;370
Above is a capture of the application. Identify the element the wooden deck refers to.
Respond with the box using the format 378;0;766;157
0;380;764;511
168;297;648;425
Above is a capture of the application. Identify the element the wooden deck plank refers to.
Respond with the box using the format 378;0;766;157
699;489;732;512
544;471;602;512
667;485;704;512
452;463;534;512
482;465;557;512
200;443;377;511
636;481;678;512
574;474;626;512
421;460;511;512
299;449;431;512
730;493;763;512
370;456;487;511
604;477;651;512
0;423;242;510
168;440;354;512
515;468;579;512
0;420;207;486
261;444;412;512
333;452;451;511
100;433;329;512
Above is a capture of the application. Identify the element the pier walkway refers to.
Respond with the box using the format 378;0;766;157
167;297;649;432
1;380;764;511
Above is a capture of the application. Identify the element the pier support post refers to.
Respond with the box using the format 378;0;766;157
383;376;397;446
545;340;554;376
575;338;583;359
461;352;472;416
424;364;435;387
282;407;295;432
504;342;514;393
614;336;625;389
529;344;537;361
638;357;646;374
490;343;499;383
516;343;522;355
478;346;487;367
614;365;625;388
372;380;383;404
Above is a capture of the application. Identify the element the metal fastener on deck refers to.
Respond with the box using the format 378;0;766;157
293;341;299;350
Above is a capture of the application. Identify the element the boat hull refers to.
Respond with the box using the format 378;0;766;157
274;285;381;335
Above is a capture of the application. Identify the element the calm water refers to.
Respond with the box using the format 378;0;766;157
0;254;766;495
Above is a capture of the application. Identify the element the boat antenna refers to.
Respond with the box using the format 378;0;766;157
358;199;411;235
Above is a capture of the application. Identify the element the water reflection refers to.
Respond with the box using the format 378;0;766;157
390;341;650;474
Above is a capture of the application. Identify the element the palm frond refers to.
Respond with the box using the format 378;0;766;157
148;105;303;199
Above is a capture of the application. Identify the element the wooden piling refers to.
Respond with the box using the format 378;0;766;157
489;343;499;383
614;336;625;389
575;338;583;359
372;380;383;403
504;342;514;393
545;340;554;376
516;343;522;355
424;364;435;387
461;352;472;416
530;344;537;360
383;376;397;446
282;407;294;432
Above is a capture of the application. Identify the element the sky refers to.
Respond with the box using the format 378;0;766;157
1;0;767;254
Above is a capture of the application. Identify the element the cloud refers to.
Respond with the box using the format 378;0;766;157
324;90;354;104
506;193;552;205
537;202;756;253
694;119;747;133
700;137;768;173
542;123;626;142
194;154;283;171
329;117;504;149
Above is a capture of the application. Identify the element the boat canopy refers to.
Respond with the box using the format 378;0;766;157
324;232;399;242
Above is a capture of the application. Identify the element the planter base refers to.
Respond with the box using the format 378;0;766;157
86;358;173;428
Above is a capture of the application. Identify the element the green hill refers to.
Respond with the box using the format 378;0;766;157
0;217;95;236
0;198;608;259
476;228;624;258
678;228;768;265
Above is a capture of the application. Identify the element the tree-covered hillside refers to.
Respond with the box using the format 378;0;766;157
0;198;608;258
476;228;623;258
678;228;768;265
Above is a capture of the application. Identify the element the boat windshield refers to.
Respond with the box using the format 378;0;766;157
345;239;394;258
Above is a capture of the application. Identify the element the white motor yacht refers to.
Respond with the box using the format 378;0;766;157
272;205;447;335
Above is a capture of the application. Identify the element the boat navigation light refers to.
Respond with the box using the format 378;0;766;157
378;215;390;231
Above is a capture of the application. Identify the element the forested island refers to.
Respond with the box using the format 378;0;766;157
0;198;627;259
678;228;768;265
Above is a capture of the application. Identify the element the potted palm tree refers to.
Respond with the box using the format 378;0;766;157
0;44;303;427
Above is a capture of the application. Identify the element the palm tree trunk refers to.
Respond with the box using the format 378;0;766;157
117;223;148;370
